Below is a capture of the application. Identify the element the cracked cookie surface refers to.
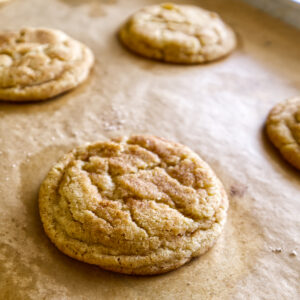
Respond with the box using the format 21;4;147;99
0;27;94;101
119;3;236;64
39;135;228;275
266;97;300;170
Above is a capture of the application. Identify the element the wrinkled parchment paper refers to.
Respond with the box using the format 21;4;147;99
0;0;299;299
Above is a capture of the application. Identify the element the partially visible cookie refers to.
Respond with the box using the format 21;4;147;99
119;3;236;64
0;27;94;101
266;97;300;170
39;135;228;275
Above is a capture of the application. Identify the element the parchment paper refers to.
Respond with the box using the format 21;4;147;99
0;0;299;299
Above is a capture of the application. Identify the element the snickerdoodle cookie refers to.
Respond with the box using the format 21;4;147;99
266;97;300;170
119;3;236;64
39;135;228;275
0;27;94;101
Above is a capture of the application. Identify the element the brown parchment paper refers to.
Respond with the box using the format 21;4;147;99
0;0;299;299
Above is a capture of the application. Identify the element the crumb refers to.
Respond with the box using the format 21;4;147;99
289;250;297;257
270;247;282;253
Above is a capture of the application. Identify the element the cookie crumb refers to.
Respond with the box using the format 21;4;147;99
271;247;282;253
289;250;297;257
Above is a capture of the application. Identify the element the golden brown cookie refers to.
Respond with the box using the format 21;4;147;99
0;27;94;101
39;135;228;275
119;3;236;64
266;97;300;170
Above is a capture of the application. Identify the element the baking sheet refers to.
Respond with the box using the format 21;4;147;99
0;0;299;299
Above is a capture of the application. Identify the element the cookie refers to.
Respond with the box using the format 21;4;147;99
39;135;228;275
119;3;236;64
0;27;94;101
266;97;300;170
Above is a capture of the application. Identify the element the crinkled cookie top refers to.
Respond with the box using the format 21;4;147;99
39;135;228;275
0;27;94;101
119;3;236;63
